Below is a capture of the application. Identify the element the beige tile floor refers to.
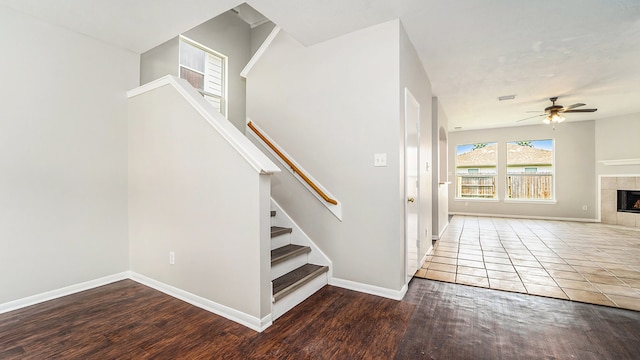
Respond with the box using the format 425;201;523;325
416;215;640;312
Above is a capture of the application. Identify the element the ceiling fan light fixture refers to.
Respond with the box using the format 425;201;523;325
545;112;565;124
517;97;596;124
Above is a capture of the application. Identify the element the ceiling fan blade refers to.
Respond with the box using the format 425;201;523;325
516;114;545;122
561;103;585;111
525;110;544;113
563;108;597;113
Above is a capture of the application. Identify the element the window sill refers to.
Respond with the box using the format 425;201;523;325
454;198;500;202
504;199;557;204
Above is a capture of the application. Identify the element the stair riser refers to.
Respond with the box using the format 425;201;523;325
272;273;328;320
268;200;332;322
271;234;290;250
271;254;308;280
270;200;331;267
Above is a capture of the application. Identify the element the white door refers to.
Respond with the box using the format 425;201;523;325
405;88;420;283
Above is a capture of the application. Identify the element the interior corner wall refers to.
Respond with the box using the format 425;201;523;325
399;22;434;266
140;11;251;131
448;121;597;220
595;113;640;176
140;37;178;86
246;20;404;291
0;6;138;304
251;21;276;56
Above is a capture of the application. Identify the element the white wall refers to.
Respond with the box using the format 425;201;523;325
432;97;450;239
128;82;272;321
251;21;276;56
0;6;138;304
595;113;640;176
247;20;406;292
400;24;434;266
448;121;597;220
140;37;178;87
140;11;251;131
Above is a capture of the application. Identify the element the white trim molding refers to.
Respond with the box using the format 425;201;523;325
241;26;281;78
432;220;449;240
329;278;408;301
127;75;280;176
0;272;129;315
449;211;598;223
129;272;272;333
1;272;273;333
598;158;640;166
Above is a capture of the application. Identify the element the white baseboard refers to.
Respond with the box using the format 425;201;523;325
272;273;327;320
449;212;598;223
129;272;272;332
0;272;129;315
329;277;408;301
432;221;450;240
420;249;431;266
1;272;410;331
0;271;273;333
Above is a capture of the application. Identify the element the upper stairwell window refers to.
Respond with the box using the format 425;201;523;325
179;36;227;116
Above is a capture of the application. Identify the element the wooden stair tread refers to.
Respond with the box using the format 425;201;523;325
271;244;310;265
271;226;292;238
273;264;328;302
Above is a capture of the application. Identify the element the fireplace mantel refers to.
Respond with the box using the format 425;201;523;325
598;158;640;166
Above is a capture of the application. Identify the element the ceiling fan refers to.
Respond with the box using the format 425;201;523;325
517;97;597;124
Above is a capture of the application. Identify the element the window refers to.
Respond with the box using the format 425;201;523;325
179;36;226;116
455;142;497;199
506;140;554;200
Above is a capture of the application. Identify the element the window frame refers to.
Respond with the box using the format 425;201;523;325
178;35;228;117
504;139;556;202
454;142;499;200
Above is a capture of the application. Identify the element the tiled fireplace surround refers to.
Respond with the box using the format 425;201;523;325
601;176;640;228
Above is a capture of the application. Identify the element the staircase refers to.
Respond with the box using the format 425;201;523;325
270;209;329;320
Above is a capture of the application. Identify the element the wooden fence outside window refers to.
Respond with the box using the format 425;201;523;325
507;173;552;199
456;174;496;198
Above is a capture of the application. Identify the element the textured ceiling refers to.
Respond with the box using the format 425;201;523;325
2;0;639;131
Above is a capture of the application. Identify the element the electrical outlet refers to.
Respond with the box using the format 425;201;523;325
169;251;175;265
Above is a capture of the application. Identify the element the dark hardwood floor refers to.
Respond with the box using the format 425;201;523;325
1;278;639;359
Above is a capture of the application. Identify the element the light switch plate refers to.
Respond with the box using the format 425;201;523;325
374;153;387;167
